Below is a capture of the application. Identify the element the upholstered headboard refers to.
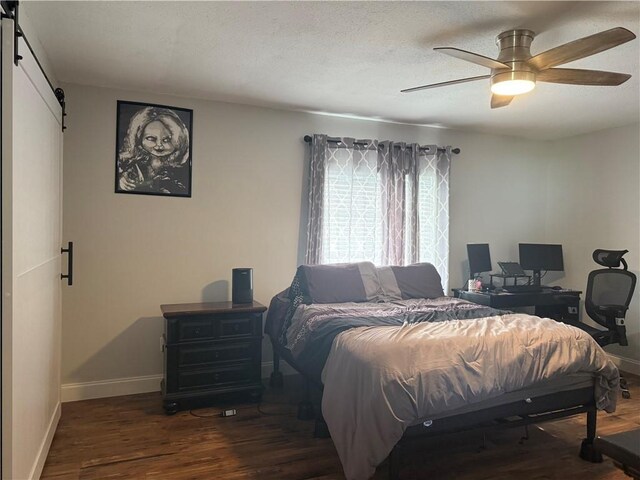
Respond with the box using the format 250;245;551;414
264;262;444;343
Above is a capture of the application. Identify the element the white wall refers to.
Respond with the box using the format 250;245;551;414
449;134;549;289
545;123;640;371
60;83;548;399
16;5;58;85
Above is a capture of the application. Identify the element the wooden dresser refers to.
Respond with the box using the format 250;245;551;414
160;301;267;414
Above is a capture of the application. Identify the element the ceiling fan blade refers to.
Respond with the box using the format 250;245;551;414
434;47;511;70
537;68;631;86
491;94;514;109
401;75;491;93
529;27;636;70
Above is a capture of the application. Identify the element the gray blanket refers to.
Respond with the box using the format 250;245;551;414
318;310;619;479
286;297;507;378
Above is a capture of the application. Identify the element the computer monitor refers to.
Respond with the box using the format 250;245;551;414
519;243;564;286
467;244;492;277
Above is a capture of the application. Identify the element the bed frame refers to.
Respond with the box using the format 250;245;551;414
268;337;604;480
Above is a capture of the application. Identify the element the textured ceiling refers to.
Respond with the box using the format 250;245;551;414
23;1;640;140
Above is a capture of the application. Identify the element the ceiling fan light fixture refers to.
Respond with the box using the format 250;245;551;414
402;27;636;108
491;70;536;96
491;79;536;95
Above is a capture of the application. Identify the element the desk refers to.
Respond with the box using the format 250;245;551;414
453;288;581;322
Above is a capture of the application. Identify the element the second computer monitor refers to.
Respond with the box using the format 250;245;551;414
519;243;564;285
467;243;492;277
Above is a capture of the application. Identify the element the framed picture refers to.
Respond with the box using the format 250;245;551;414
115;100;193;197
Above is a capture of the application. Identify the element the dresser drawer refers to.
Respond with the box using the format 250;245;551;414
177;341;255;368
219;317;254;338
178;319;214;341
178;363;256;391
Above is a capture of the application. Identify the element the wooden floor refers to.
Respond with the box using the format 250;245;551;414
43;375;639;480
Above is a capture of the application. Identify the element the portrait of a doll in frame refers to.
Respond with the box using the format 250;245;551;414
115;101;193;197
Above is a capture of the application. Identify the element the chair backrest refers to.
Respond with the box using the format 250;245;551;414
592;249;629;268
585;268;636;328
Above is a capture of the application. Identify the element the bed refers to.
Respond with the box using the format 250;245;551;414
265;262;619;480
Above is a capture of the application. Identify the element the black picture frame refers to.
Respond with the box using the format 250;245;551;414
115;100;193;197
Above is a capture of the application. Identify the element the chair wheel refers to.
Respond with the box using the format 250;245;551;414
579;439;603;463
621;390;631;399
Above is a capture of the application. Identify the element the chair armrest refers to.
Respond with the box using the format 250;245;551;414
585;302;629;347
595;304;628;317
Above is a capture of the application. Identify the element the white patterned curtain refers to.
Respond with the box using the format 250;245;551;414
305;135;450;289
305;134;328;264
416;147;451;290
379;142;418;266
304;134;381;265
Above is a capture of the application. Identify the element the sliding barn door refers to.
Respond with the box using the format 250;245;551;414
2;17;64;480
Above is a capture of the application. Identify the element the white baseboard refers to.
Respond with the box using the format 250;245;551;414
607;353;640;376
60;354;640;404
62;374;164;402
29;402;61;480
62;362;298;403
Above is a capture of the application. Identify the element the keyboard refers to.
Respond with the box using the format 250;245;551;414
502;285;542;293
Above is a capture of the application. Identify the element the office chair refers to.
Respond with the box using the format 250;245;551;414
566;249;636;399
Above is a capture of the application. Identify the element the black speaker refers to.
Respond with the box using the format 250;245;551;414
232;268;253;304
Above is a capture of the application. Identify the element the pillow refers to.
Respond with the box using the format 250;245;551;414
375;266;403;301
297;262;381;304
388;263;444;299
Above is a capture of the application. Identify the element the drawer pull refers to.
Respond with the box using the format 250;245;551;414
194;328;201;335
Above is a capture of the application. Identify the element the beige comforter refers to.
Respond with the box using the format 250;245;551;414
320;313;619;480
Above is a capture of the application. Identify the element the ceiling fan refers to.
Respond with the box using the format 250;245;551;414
401;27;637;108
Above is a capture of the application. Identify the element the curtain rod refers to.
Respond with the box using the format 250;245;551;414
303;135;460;155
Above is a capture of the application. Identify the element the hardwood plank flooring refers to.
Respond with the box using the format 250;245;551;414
43;374;639;479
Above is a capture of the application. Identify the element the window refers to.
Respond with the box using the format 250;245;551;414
306;135;450;289
322;145;382;264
